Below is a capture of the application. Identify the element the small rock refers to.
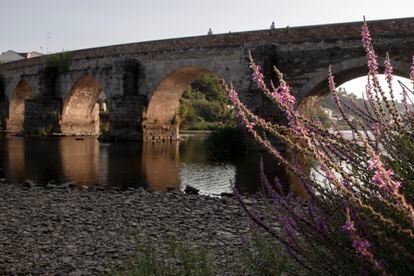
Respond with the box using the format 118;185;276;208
184;185;199;195
61;256;73;263
94;265;105;273
45;183;57;189
60;182;75;189
69;269;85;276
165;186;176;192
220;192;234;197
124;198;133;205
23;179;35;189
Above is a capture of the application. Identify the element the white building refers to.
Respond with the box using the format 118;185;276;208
0;50;44;63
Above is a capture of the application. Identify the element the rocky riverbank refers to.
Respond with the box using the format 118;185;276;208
0;181;258;275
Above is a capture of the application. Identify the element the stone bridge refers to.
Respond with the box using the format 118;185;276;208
0;17;413;141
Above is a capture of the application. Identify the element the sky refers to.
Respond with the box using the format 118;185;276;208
1;0;413;95
2;0;414;53
340;75;412;101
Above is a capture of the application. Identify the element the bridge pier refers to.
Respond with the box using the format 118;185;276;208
0;101;7;131
106;95;146;141
23;97;62;135
142;123;179;141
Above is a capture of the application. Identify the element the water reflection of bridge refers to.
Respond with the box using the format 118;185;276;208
2;137;180;191
1;136;283;194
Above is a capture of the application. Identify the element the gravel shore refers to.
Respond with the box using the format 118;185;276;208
0;181;256;275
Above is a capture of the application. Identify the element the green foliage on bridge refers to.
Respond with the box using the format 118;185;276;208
46;51;72;74
179;74;236;130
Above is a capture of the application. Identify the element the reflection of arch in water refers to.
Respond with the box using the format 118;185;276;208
61;75;105;136
104;143;144;188
23;138;63;184
6;137;25;184
144;66;213;141
60;137;100;186
141;142;179;191
8;80;32;132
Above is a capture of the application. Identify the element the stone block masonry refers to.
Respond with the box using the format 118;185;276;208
24;97;62;135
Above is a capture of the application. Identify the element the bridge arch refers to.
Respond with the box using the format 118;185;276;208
287;58;411;198
8;79;33;132
144;66;218;141
297;57;412;115
61;75;107;136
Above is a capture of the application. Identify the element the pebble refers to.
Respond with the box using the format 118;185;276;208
0;182;261;275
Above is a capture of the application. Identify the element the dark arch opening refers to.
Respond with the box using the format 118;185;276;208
8;80;32;132
144;66;213;141
0;76;6;130
61;75;107;136
0;75;5;102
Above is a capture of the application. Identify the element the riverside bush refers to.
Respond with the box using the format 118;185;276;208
120;241;211;276
205;127;248;160
226;21;414;275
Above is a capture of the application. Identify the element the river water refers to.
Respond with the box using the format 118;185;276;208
0;135;284;195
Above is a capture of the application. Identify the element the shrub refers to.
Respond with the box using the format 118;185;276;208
120;241;212;276
226;20;414;275
179;74;236;130
240;230;304;275
205;127;248;160
46;51;72;74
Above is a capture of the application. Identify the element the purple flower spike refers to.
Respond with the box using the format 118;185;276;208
410;56;414;82
320;163;337;184
272;84;296;109
361;22;379;73
250;63;266;90
365;77;373;100
370;123;381;137
369;152;400;194
384;54;393;86
352;239;373;259
342;220;356;233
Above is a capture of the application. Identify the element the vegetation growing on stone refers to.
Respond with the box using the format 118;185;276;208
46;51;72;74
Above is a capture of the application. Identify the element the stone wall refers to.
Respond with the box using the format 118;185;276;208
24;97;62;135
108;95;147;141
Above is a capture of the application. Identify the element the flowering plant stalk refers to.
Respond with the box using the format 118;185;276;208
227;21;414;275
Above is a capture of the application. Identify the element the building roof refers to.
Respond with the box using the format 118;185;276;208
0;50;44;63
